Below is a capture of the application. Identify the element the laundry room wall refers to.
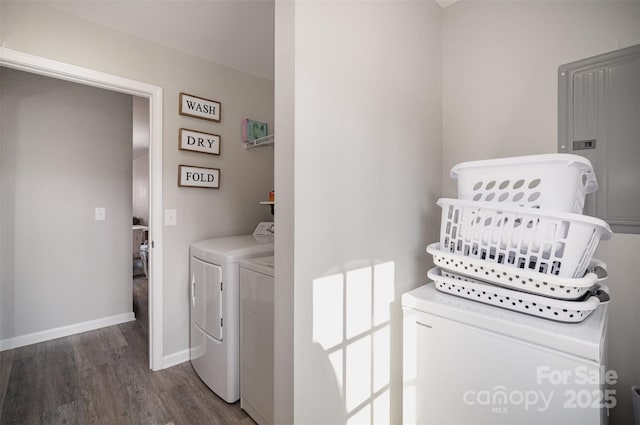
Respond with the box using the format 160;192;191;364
442;2;640;423
0;1;274;360
0;68;133;342
275;1;442;423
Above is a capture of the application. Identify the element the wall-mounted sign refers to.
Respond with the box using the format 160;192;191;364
178;165;220;189
179;92;221;122
242;118;269;142
179;128;220;155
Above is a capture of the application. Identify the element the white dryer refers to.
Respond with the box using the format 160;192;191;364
190;222;274;403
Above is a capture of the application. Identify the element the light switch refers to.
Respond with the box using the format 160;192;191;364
95;207;106;221
165;209;177;226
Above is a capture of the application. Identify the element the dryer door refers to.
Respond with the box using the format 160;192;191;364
191;256;223;341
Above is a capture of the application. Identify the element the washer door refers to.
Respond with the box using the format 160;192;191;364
191;256;223;341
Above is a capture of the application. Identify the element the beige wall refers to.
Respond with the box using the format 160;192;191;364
273;0;295;423
442;1;640;423
0;68;132;338
275;1;443;423
0;1;274;357
442;0;640;194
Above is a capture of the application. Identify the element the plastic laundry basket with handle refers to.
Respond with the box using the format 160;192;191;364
427;242;608;300
450;153;597;214
438;198;612;278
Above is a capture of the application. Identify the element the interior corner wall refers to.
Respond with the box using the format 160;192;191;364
0;67;133;340
273;0;295;423
0;1;275;358
442;2;640;424
288;1;442;423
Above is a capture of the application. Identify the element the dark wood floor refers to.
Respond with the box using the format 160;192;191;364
0;276;252;425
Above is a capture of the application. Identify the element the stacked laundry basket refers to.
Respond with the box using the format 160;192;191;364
427;154;612;323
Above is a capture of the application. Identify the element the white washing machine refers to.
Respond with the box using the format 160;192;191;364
190;222;274;403
239;256;275;425
403;283;609;425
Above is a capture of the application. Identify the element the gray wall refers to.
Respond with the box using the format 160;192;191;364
275;1;443;423
442;2;640;424
0;67;133;339
273;1;295;422
132;95;150;226
0;1;274;357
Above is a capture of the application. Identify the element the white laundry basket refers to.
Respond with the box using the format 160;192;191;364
428;267;609;323
427;243;607;300
450;154;597;213
438;198;612;278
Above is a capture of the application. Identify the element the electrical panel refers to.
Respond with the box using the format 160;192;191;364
559;44;640;234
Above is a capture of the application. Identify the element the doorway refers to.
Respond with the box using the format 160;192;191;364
132;95;150;354
0;47;164;370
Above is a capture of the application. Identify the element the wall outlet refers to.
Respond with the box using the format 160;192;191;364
165;209;177;226
95;207;106;221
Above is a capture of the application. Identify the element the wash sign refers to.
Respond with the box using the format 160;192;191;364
179;92;221;122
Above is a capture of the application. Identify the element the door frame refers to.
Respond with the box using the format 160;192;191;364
0;47;165;370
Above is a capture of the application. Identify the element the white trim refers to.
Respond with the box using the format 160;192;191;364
148;78;165;372
163;348;191;369
0;313;135;351
0;47;164;370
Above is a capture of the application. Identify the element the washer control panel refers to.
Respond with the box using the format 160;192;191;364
253;222;275;239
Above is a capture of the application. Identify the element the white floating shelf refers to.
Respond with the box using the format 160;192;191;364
260;200;275;215
244;134;274;149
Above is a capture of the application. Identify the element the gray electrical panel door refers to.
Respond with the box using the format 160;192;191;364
559;44;640;234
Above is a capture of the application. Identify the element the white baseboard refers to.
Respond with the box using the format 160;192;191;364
163;348;190;369
0;312;135;351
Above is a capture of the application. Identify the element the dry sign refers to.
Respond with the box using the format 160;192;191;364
178;165;220;189
179;92;221;122
179;128;220;155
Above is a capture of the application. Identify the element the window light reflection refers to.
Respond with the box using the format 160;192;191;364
311;261;396;424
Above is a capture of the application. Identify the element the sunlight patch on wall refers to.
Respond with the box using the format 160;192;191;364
346;334;372;410
312;273;344;350
311;261;396;424
373;326;390;392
